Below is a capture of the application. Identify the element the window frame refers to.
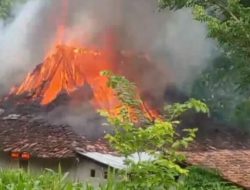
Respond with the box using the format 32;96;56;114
90;169;96;177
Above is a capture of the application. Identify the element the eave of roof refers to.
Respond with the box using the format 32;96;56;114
76;151;154;169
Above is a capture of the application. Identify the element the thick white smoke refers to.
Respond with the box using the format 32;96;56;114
0;0;215;94
0;0;45;93
0;0;216;136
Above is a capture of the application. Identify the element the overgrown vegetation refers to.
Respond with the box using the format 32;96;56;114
159;0;250;62
0;168;242;190
0;169;83;190
180;167;242;190
0;0;247;189
99;71;209;189
0;0;26;20
159;0;250;129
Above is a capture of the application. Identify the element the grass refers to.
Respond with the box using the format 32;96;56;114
0;169;125;190
0;167;243;190
180;166;243;190
0;169;83;190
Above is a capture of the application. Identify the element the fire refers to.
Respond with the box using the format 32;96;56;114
10;44;157;119
8;0;158;121
13;45;116;107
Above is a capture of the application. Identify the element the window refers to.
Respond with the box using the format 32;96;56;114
90;169;96;177
104;171;108;179
19;159;28;171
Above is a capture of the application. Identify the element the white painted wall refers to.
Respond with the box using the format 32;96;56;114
69;157;108;186
0;152;19;169
0;152;109;186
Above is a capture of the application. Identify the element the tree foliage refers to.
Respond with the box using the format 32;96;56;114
159;0;250;128
159;0;250;89
0;0;16;20
0;0;26;20
191;56;240;120
159;0;250;57
100;71;208;189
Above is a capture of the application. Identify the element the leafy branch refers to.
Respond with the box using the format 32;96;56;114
99;71;209;189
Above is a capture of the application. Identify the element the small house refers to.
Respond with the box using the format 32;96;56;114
0;114;247;188
0;114;117;185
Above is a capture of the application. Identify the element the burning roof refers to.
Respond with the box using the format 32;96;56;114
6;43;159;122
10;45;116;106
0;0;160;158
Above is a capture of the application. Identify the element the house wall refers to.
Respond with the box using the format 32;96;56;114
69;157;108;186
0;152;108;186
0;152;76;173
0;152;19;169
28;157;77;174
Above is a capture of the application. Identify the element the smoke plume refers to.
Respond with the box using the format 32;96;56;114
0;0;216;136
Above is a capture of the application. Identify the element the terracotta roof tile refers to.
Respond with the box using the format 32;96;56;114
0;116;112;158
186;150;250;189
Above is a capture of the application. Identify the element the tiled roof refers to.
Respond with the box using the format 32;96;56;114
0;113;250;188
0;115;112;158
182;122;250;189
186;150;250;189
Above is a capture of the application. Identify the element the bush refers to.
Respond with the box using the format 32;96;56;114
100;71;208;189
0;169;84;190
0;168;242;190
180;167;242;190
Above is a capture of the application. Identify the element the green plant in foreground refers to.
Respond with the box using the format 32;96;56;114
0;168;242;190
180;167;243;190
99;71;209;189
0;169;84;190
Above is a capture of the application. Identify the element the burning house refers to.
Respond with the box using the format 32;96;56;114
1;0;250;188
0;111;115;182
0;43;157;184
0;108;154;185
0;0;161;182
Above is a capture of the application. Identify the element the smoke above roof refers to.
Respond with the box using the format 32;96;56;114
0;0;215;95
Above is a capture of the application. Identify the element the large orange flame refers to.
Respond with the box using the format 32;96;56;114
9;0;158;121
13;45;115;106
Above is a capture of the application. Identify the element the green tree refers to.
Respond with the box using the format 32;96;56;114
191;56;240;121
100;71;208;189
0;0;26;20
159;0;250;129
159;0;250;89
0;0;15;20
